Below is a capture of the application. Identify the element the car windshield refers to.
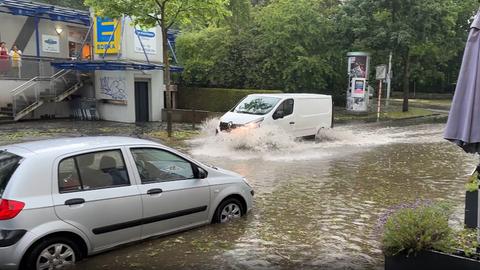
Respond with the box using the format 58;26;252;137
0;151;22;197
234;96;281;115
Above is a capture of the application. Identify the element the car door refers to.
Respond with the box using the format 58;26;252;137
127;147;211;239
53;148;143;252
272;98;295;133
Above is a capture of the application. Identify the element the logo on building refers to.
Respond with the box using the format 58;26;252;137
94;16;122;54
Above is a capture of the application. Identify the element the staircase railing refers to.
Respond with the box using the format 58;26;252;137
11;69;80;120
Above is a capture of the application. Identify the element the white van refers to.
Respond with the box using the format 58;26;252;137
218;94;333;138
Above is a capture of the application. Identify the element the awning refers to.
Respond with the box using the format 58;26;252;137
0;0;90;26
51;60;184;72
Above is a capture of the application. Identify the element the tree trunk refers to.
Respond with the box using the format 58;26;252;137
162;23;173;137
402;49;410;112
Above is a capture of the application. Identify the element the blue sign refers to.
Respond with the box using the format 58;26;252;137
135;30;155;38
96;17;116;42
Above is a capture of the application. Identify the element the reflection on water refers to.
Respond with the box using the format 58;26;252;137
75;122;475;270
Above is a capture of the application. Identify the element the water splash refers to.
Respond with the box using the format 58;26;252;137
189;118;447;161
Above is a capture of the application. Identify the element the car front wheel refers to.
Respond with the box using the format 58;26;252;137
213;197;244;224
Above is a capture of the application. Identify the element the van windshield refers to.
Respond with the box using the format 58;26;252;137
234;96;281;115
0;151;22;198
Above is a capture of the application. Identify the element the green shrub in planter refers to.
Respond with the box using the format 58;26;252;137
382;202;453;257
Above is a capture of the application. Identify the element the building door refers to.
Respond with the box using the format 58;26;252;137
135;81;149;122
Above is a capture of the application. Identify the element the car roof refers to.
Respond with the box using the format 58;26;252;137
247;93;331;99
2;136;159;156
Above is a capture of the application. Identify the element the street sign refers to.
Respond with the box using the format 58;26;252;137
376;65;387;80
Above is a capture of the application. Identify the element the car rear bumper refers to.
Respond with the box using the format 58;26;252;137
0;230;36;270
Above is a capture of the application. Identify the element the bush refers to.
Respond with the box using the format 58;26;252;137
177;87;283;112
381;201;453;257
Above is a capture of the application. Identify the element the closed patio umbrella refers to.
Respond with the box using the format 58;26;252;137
445;12;480;152
444;10;480;251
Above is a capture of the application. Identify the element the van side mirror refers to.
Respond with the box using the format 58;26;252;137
197;167;208;179
273;110;284;120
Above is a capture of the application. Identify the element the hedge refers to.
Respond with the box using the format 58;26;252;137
177;87;283;112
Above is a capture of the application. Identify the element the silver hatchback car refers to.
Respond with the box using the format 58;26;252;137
0;137;254;270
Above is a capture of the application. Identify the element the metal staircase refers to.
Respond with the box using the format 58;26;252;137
0;70;85;121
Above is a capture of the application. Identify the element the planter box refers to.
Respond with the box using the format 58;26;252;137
465;190;478;229
385;250;480;270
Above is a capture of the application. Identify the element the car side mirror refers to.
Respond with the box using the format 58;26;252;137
273;110;284;120
197;167;208;179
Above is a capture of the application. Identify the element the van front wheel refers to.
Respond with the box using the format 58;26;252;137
24;236;82;270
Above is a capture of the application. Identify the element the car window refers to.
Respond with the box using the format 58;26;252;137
274;99;294;117
0;151;22;197
131;148;195;183
58;150;130;193
58;158;82;193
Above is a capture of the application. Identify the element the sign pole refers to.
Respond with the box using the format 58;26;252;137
386;52;393;106
377;80;383;121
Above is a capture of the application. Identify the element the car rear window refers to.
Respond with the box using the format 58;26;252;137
0;151;22;197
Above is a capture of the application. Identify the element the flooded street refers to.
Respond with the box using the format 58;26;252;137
63;120;475;270
0;119;471;269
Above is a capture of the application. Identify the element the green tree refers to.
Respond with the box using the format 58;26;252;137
36;0;86;10
341;0;476;111
85;0;229;136
226;0;252;33
253;0;343;93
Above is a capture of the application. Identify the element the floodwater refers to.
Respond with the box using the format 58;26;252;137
69;119;476;270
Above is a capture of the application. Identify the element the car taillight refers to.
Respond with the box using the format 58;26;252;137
0;199;25;220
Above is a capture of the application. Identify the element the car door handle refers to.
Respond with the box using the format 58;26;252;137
65;198;85;206
289;122;295;125
147;188;163;195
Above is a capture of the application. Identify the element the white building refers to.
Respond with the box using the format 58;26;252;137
0;0;179;123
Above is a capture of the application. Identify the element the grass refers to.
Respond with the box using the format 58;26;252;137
391;99;452;108
382;108;436;119
335;107;438;122
146;129;200;148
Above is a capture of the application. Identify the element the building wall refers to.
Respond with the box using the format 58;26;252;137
93;16;163;64
0;11;88;58
95;70;135;123
95;70;164;123
93;15;165;123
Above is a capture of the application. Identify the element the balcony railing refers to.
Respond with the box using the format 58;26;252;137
0;56;61;80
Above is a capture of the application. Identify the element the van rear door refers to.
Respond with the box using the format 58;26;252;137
294;98;331;137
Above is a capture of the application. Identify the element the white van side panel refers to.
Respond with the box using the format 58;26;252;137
294;98;332;137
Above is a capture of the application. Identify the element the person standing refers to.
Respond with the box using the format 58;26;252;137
9;44;22;78
0;42;9;76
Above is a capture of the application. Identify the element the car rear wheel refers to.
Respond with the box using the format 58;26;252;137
24;236;82;270
213;197;244;224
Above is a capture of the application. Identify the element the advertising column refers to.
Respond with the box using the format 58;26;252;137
346;52;370;113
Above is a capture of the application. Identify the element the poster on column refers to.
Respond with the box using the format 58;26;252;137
42;35;60;53
134;27;157;55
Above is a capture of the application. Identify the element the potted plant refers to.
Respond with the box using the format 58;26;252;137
381;201;480;270
465;170;478;229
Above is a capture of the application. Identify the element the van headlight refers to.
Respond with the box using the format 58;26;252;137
245;118;264;129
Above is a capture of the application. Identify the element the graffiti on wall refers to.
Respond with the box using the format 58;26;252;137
99;76;127;101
